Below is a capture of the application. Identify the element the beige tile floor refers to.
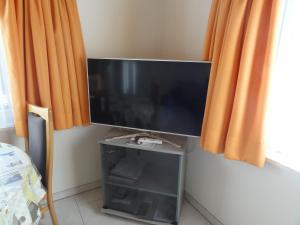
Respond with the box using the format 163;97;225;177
40;188;211;225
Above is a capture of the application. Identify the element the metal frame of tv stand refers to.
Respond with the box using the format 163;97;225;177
98;128;187;225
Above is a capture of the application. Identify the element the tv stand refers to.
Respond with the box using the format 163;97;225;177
98;128;187;225
105;132;182;148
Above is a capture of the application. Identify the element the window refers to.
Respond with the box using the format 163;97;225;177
0;35;14;129
266;0;300;171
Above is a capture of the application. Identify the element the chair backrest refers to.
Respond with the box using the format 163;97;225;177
26;104;54;189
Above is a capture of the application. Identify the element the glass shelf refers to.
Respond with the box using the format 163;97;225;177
105;163;178;197
105;185;177;224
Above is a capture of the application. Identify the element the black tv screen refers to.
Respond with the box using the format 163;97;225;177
88;58;211;136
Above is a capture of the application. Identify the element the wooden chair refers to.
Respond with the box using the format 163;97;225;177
25;104;58;225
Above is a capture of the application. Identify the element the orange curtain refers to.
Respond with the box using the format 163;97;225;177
200;0;283;167
0;0;90;137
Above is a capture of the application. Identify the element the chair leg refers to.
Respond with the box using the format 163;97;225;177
47;193;59;225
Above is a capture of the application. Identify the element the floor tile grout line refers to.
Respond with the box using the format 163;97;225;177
74;197;86;225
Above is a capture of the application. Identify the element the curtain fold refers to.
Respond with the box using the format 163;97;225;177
0;0;90;137
200;0;283;167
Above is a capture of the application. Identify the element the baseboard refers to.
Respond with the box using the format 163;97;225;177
184;192;223;225
53;180;101;201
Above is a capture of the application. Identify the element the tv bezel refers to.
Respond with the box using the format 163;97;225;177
87;57;211;138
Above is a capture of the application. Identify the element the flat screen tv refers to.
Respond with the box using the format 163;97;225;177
88;58;211;137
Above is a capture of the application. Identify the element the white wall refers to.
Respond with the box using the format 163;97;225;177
78;0;164;59
186;139;300;225
161;0;211;60
51;126;109;192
